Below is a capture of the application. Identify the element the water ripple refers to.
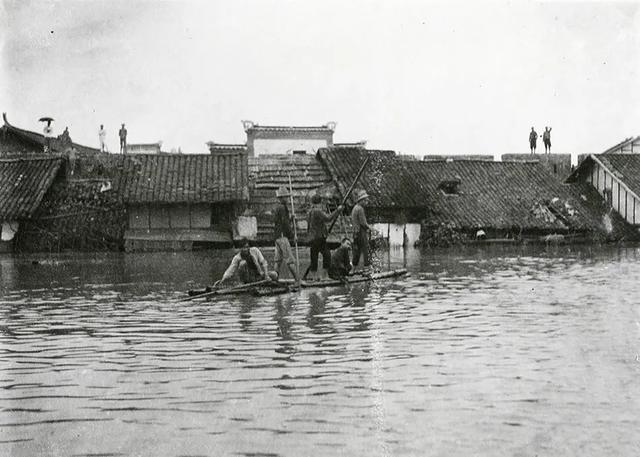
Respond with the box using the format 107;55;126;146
1;247;640;456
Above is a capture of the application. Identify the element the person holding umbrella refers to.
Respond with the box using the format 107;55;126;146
39;117;54;153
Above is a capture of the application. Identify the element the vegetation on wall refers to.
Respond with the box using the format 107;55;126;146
417;221;468;248
15;180;126;252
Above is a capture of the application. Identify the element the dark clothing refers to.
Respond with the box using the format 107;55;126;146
329;245;352;280
119;127;127;154
273;202;293;240
238;262;261;284
529;130;538;150
543;129;551;151
309;237;331;272
352;229;371;267
307;205;338;240
240;249;259;274
307;204;339;273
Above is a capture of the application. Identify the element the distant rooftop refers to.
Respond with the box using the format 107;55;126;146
206;142;248;151
242;120;336;133
1;112;100;155
0;156;64;221
601;136;640;155
333;141;367;148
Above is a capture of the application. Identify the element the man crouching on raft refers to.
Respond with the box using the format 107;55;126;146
328;237;353;281
217;238;278;287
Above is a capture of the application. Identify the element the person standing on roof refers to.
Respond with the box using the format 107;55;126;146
119;123;127;154
99;125;107;152
543;127;552;154
43;120;53;153
306;193;343;280
273;186;299;282
351;189;372;272
529;127;538;154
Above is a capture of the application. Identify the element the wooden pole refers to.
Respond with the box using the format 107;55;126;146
327;154;371;234
288;173;301;287
177;279;271;302
301;155;371;280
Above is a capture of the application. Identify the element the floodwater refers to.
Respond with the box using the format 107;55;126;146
0;245;639;457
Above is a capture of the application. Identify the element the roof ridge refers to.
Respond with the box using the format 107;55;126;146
126;152;244;157
601;135;640;154
0;155;64;163
207;142;247;147
248;125;332;129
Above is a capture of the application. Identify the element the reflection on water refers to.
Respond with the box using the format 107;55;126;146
1;245;640;456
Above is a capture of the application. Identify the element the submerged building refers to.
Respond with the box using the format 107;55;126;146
208;121;337;158
567;154;640;230
0;156;65;252
317;147;426;246
601;136;640;155
117;152;249;251
317;148;636;245
207;121;356;244
247;153;339;243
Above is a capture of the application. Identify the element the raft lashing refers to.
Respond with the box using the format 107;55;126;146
186;269;408;299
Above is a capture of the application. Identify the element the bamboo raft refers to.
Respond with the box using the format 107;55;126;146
184;268;408;300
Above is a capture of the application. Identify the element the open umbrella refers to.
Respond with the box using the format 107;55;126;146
38;116;54;122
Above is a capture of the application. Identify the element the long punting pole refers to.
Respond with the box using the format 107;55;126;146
178;279;271;302
288;173;301;287
302;154;372;281
327;154;372;235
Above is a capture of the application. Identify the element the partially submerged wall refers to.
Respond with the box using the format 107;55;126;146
15;179;126;252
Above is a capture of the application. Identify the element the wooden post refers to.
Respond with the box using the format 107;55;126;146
288;174;301;287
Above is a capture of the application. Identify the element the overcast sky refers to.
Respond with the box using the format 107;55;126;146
1;0;639;161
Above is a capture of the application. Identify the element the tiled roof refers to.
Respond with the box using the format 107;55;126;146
0;156;63;221
592;154;640;197
247;126;334;132
248;154;336;238
406;160;608;231
207;142;248;152
319;147;616;232
128;143;161;148
317;147;426;208
117;153;248;204
601;136;640;155
1;113;100;155
243;121;335;133
566;180;638;239
334;141;367;148
423;155;494;162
